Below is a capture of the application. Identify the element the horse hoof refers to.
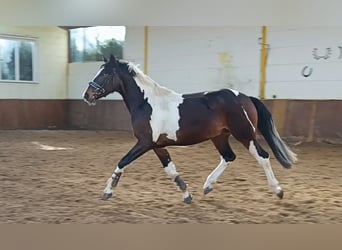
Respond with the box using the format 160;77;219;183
183;195;192;204
102;193;113;201
277;190;284;199
203;187;213;195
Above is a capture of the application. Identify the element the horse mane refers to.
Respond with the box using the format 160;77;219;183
119;60;180;97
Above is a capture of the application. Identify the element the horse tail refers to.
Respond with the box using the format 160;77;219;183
249;96;297;169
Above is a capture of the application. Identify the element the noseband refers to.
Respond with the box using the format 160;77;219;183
89;81;105;95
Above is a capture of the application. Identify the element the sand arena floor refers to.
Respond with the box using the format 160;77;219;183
0;130;341;223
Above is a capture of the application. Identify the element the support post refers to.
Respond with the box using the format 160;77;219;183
260;26;268;100
144;26;149;75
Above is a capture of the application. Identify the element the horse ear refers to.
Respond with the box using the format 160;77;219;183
103;55;108;62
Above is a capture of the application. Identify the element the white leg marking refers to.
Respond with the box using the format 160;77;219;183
203;156;229;190
242;107;256;132
103;166;123;194
183;190;190;199
248;141;282;194
164;162;191;200
114;166;124;174
104;177;113;194
164;161;179;179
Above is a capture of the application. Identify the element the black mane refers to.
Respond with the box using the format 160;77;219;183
117;60;137;77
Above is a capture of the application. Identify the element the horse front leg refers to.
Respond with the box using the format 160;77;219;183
102;141;152;200
153;148;192;204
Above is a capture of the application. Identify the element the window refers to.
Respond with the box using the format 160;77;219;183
0;36;37;82
69;26;126;63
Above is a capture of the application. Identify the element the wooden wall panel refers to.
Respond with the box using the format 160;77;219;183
0;99;341;142
0;100;67;129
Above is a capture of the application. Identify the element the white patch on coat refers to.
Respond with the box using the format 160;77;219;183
242;107;256;132
127;62;184;142
248;140;282;194
203;156;229;190
164;161;179;179
229;88;239;96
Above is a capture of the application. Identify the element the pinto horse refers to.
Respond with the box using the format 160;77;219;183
83;54;297;204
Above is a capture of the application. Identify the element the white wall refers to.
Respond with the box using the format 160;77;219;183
68;26;342;101
147;27;261;96
68;61;126;100
0;26;68;99
68;62;101;99
2;27;342;101
68;26;262;100
266;27;342;99
124;26;145;66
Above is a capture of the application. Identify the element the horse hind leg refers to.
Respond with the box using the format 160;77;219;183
228;103;283;199
203;134;236;195
153;148;192;204
246;139;284;199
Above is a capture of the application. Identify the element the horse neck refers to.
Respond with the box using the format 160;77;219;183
118;72;181;114
117;75;147;113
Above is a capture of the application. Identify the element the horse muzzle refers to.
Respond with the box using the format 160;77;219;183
83;92;97;106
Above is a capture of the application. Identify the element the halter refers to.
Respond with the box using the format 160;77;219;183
88;81;105;95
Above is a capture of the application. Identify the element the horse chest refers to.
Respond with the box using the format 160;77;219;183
148;97;183;142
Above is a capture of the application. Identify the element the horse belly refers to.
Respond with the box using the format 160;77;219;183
176;113;226;144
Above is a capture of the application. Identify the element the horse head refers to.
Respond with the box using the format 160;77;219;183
83;54;123;106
